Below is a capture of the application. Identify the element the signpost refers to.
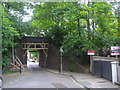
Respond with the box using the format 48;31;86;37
87;50;94;73
111;46;120;56
111;46;120;63
87;50;94;55
60;47;63;74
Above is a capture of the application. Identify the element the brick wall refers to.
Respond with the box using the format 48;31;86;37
46;44;89;73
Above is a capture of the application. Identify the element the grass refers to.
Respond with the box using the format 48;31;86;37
4;70;20;74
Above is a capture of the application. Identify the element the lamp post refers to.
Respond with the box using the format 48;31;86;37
60;47;63;73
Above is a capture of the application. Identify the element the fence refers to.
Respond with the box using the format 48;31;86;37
92;56;120;84
92;60;113;81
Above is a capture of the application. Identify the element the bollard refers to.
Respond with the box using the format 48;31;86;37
19;66;22;74
58;67;61;73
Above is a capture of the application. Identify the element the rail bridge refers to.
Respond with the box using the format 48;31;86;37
11;36;58;70
10;37;89;73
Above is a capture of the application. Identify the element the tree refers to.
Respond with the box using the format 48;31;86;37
1;4;19;68
1;2;34;68
2;1;119;69
32;2;118;64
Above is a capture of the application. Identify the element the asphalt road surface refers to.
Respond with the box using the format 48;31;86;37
3;61;80;88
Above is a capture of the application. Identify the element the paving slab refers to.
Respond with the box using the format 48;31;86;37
46;69;119;89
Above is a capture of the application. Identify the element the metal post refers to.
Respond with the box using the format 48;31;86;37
60;47;63;74
90;55;93;73
19;66;22;74
90;55;92;73
61;51;63;74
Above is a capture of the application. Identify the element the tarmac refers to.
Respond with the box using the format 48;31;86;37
2;66;120;89
45;68;120;89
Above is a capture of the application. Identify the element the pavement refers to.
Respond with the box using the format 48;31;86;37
45;68;119;89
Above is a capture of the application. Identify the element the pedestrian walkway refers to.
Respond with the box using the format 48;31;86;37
46;69;119;88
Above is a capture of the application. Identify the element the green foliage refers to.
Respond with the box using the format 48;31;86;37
4;69;20;74
50;25;67;47
1;2;120;69
32;2;119;65
2;54;10;68
29;51;39;59
3;2;27;14
1;2;33;68
68;65;77;72
1;4;20;52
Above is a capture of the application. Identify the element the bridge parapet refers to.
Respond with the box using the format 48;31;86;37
22;43;49;50
13;37;51;68
21;37;51;43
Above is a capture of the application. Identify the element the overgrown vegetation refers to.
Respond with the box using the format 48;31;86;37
68;65;77;72
29;50;39;59
1;2;35;69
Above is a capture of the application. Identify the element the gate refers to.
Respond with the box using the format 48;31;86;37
92;60;113;81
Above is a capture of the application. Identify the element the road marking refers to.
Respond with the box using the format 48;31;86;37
70;76;83;88
69;75;88;90
45;69;89;89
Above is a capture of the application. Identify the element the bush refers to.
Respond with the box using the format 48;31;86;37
2;56;10;68
68;65;77;72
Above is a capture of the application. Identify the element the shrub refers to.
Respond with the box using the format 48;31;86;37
68;65;77;72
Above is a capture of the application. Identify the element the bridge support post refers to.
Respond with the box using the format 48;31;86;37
23;50;27;64
39;51;46;68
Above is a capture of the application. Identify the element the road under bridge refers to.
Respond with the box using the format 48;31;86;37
11;36;59;71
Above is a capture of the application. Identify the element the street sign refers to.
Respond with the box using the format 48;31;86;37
87;50;94;55
111;46;120;55
60;47;63;52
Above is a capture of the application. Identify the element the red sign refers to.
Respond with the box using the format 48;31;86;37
87;50;94;55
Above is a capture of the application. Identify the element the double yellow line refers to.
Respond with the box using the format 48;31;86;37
45;69;89;89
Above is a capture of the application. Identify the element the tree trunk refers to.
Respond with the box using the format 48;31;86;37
87;18;91;40
77;18;81;36
87;2;91;40
92;2;95;42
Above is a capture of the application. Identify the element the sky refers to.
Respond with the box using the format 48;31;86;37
22;2;41;22
23;5;33;22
